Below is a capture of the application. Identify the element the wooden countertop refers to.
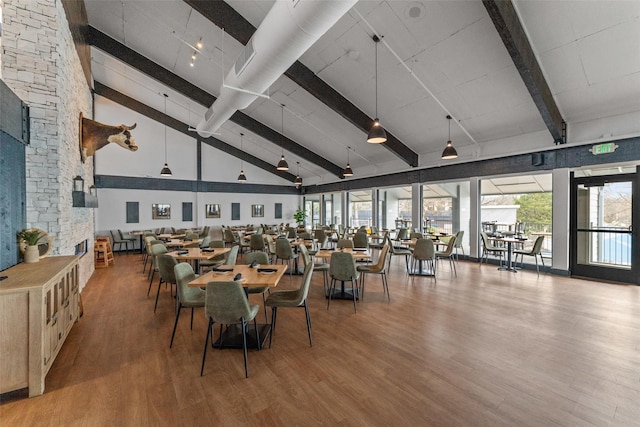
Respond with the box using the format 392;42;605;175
0;256;80;293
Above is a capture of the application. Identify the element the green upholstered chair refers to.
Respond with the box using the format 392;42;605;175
199;240;225;273
225;245;240;266
328;251;360;313
453;230;465;260
336;239;353;249
369;230;388;254
386;234;412;273
297;231;312;240
352;232;368;249
155;254;178;313
264;234;277;263
409;232;423;240
201;281;260;378
243;251;271;322
148;243;167;290
514;235;545;276
199;236;211;248
199;226;210;238
223;228;238;248
275;238;298;278
110;230;131;253
480;232;506;266
170;263;205;348
266;263;314;348
142;235;157;273
395;228;409;241
118;230;137;253
410;238;436;284
357;244;391;300
298;243;329;295
249;233;265;252
436;235;457;276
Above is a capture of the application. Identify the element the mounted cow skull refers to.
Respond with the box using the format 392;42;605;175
79;113;138;163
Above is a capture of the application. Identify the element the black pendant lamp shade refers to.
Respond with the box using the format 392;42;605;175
367;35;387;144
343;147;354;177
441;115;458;160
238;133;247;182
294;162;302;187
276;104;289;170
160;94;173;176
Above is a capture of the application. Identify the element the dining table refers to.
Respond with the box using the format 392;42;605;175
489;237;527;273
164;238;203;248
168;246;229;271
315;248;372;300
189;264;288;349
129;230;150;254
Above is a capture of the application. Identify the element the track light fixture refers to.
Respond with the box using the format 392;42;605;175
276;104;289;170
441;115;458;160
160;94;173;176
367;35;387;144
343;147;354;177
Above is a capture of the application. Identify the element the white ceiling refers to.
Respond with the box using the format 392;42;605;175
84;0;640;184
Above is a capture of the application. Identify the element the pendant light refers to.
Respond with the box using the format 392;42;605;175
160;93;173;176
276;104;289;170
367;35;387;144
294;161;303;187
237;133;247;182
343;146;354;177
441;115;458;159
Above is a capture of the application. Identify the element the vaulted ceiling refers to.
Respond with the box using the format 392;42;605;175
85;0;640;185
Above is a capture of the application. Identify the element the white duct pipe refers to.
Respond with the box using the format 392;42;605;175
196;0;357;137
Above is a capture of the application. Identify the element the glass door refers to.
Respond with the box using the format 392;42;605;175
570;169;638;284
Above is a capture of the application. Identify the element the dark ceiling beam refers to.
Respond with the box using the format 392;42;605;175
184;0;419;167
87;26;344;177
483;0;565;144
93;81;297;182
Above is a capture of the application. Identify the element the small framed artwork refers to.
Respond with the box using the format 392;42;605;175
152;203;171;219
206;204;221;218
252;204;264;217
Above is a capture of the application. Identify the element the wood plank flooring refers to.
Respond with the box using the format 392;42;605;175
1;252;639;426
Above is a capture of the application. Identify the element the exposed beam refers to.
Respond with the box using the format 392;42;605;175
483;0;565;144
93;81;297;182
87;26;344;177
184;0;419;167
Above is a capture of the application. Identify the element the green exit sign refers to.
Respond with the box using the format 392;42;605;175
589;143;618;155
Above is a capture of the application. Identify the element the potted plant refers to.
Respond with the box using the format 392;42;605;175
18;228;45;263
293;207;308;227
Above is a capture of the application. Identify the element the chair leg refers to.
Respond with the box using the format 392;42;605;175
269;307;277;348
304;299;312;347
169;303;182;348
254;317;261;351
451;257;457;276
200;318;213;376
262;293;268;323
351;279;357;313
382;272;390;301
190;307;195;329
154;278;164;313
241;318;249;378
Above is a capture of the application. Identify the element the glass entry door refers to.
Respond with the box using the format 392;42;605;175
570;170;638;284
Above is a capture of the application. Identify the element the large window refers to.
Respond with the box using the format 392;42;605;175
304;196;320;228
423;181;470;254
348;190;372;228
481;174;553;256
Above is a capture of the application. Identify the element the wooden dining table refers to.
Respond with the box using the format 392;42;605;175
164;238;203;248
168;247;229;271
189;264;288;349
315;248;372;300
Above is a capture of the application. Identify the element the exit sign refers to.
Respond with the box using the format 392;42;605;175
589;142;618;155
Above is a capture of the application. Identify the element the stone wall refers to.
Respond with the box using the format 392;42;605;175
1;0;95;289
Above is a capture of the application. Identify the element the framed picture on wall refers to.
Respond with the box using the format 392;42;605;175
252;204;264;217
231;203;240;221
274;203;282;219
152;203;171;219
206;204;221;218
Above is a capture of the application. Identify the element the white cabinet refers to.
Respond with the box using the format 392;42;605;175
0;256;80;397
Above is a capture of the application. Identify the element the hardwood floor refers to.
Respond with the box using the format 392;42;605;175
2;252;639;426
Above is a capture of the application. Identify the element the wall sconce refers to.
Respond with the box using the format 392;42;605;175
73;175;84;192
89;185;97;196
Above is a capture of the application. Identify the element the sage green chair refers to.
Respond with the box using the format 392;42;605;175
148;243;167;290
386;234;412;273
118;229;137;253
514;235;545;276
199;226;210;238
243;251;271;322
110;230;131;253
357;244;391;300
249;233;265;252
199;240;225;273
410;232;423;240
328;251;360;313
336;239;353;249
453;230;465;260
297;231;312;240
264;234;277;263
223;228;238;248
201;281;260;378
199;236;211;249
436;235;457;276
170;263;205;348
275;238;298;279
352;232;368;249
266;263;314;348
396;228;409;241
480;232;506;266
225;245;240;266
410;238;436;284
155;254;178;313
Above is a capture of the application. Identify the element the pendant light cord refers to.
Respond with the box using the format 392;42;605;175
164;94;168;163
281;104;285;156
375;40;378;119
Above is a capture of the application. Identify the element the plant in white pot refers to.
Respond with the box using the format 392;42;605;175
18;228;45;263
